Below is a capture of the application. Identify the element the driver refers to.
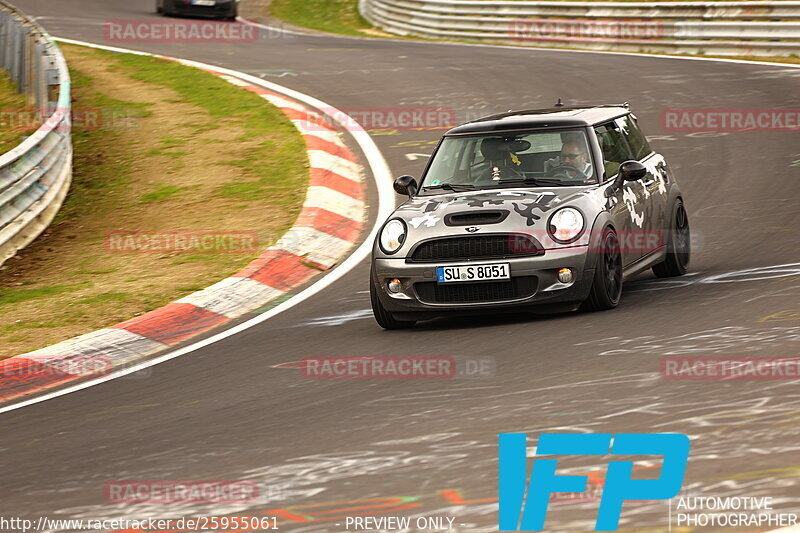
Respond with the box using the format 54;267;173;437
544;140;592;177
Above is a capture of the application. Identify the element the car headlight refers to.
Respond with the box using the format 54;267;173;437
548;207;585;244
379;219;407;254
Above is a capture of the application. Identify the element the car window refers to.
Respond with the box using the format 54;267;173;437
616;115;652;160
594;121;634;178
419;128;597;191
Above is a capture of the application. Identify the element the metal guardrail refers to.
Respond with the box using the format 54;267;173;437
0;0;71;267
360;0;800;55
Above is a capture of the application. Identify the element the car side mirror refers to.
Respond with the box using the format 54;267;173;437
619;160;647;182
606;161;646;197
394;175;417;197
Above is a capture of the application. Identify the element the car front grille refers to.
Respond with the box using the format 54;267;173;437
445;210;508;226
408;234;543;263
414;276;538;304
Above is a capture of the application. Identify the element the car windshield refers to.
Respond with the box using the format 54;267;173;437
419;129;598;193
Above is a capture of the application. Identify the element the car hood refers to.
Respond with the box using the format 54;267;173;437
380;186;607;257
396;187;600;225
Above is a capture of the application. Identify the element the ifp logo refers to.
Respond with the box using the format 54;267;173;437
498;433;690;531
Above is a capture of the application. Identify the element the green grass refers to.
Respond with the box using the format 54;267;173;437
101;49;308;204
170;254;218;265
77;292;132;304
158;135;189;148
145;149;188;157
301;260;326;271
139;184;191;203
58;64;152;222
269;0;372;36
0;284;83;305
73;268;119;275
64;45;308;208
0;71;39;153
0;320;68;332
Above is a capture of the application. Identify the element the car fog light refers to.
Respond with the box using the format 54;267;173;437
557;268;573;284
388;278;402;293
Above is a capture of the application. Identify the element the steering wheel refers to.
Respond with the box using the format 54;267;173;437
546;164;586;180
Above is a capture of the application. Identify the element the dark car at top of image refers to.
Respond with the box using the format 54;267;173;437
370;103;691;329
156;0;239;20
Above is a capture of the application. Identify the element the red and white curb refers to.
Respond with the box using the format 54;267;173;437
0;46;370;404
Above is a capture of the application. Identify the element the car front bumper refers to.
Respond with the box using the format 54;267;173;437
372;246;595;319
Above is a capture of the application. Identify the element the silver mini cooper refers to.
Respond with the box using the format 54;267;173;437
370;104;690;329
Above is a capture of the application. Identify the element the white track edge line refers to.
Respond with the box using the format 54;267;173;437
0;37;394;416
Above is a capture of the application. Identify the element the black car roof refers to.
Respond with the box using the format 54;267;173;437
445;105;631;135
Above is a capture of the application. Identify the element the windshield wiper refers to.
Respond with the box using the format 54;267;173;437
498;177;583;187
421;183;477;191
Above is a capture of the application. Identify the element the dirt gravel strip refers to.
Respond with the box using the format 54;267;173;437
0;48;368;404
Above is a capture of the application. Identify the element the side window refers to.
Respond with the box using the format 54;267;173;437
594;122;634;178
616;115;652;160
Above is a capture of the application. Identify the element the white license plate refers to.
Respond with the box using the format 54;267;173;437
437;263;510;283
192;0;216;5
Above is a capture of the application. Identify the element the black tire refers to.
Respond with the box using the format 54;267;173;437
653;199;690;278
370;274;416;330
156;4;163;13
582;228;623;311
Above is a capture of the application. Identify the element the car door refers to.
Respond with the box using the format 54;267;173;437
594;120;644;266
616;115;668;256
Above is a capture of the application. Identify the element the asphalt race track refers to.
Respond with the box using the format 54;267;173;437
2;1;800;531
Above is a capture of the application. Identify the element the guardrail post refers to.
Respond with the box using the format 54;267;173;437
35;40;46;110
22;26;32;103
0;14;8;71
44;50;59;114
10;20;20;85
3;15;13;72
